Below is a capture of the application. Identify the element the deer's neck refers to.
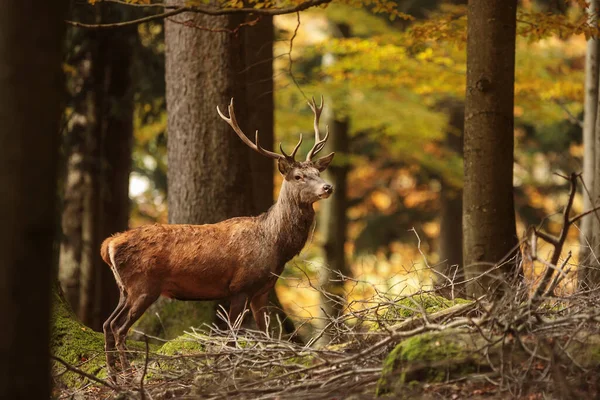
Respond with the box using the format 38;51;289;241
262;182;315;266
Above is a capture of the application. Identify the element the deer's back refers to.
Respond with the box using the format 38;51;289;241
104;220;279;300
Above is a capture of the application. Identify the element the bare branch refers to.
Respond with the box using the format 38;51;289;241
66;0;333;29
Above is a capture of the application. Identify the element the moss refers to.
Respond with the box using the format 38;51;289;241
134;298;215;340
383;294;471;321
376;330;481;396
50;290;108;388
51;290;152;388
157;334;206;356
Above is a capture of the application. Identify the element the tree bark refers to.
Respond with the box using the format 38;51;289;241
580;0;600;287
582;0;600;289
0;2;66;397
246;15;275;214
315;23;352;344
436;99;464;298
59;6;135;331
166;10;253;225
463;0;519;298
148;5;254;335
245;16;298;336
318;115;351;318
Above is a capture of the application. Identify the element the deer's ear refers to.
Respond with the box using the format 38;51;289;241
313;152;335;172
277;158;294;176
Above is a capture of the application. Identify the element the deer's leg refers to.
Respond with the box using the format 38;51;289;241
103;289;127;380
250;291;270;332
228;293;248;328
112;292;158;371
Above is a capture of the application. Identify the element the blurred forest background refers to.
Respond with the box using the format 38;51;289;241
5;0;600;398
58;0;592;337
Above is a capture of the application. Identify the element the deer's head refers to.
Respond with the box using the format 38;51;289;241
217;96;335;204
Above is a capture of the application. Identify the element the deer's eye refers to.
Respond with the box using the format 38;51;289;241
294;174;303;181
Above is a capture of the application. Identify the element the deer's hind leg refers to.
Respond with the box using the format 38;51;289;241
103;289;127;380
111;289;159;373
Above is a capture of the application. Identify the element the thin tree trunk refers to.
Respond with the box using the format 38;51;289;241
93;23;136;330
463;0;519;298
246;15;275;214
245;17;297;336
59;6;135;331
580;0;600;289
316;23;352;344
436;99;464;298
318;114;350;316
0;2;66;397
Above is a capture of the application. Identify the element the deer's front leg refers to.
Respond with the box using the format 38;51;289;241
250;291;269;332
228;294;248;328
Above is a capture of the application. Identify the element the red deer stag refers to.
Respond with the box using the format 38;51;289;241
101;96;334;377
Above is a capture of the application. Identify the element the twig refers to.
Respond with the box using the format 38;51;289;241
531;172;579;300
51;355;118;391
139;335;150;399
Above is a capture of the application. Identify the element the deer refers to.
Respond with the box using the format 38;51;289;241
101;96;335;378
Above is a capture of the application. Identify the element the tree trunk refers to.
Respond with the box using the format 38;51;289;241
315;24;353;345
463;0;519;298
318;115;351;318
166;11;253;224
59;7;135;331
143;6;253;336
246;15;275;214
579;0;600;287
436;99;464;299
0;2;66;397
245;16;297;336
582;0;600;289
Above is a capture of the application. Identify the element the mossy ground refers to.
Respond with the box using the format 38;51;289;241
51;290;108;388
376;330;483;396
383;294;471;321
133;298;215;340
157;333;206;356
51;290;151;389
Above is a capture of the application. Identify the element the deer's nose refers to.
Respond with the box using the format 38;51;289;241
323;184;333;194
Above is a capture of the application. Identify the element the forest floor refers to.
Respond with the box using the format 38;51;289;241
52;290;600;400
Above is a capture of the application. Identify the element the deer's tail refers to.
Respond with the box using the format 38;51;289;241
100;237;112;266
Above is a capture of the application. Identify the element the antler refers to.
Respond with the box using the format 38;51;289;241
306;95;329;161
217;98;302;162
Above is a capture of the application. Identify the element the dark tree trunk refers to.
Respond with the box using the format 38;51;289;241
246;15;275;214
436;99;464;299
315;24;352;345
144;6;254;335
59;7;135;331
245;17;297;336
318;115;351;317
463;0;519;298
93;25;136;329
0;2;66;397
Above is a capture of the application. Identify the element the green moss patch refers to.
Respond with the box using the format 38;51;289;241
51;290;151;388
376;330;483;396
157;334;206;356
51;290;108;388
384;294;471;321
